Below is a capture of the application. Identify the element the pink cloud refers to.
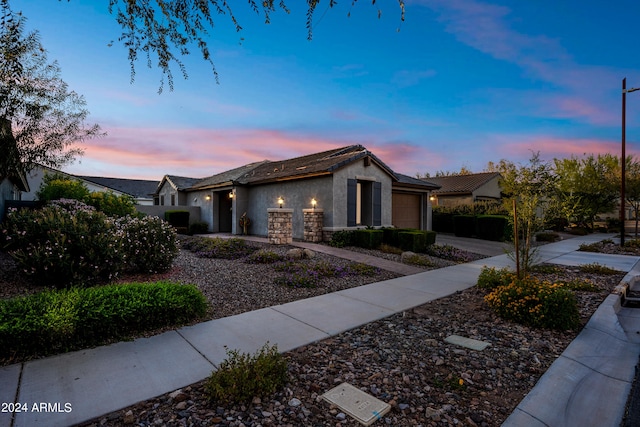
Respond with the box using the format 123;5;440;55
62;126;441;180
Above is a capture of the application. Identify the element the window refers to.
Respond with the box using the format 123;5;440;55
170;194;176;206
347;179;381;226
160;195;165;205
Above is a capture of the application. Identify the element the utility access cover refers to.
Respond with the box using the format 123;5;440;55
445;334;491;351
322;382;391;426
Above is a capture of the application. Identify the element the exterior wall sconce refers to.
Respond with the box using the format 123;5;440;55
311;198;317;209
228;191;234;199
277;197;284;208
205;195;211;201
429;195;436;201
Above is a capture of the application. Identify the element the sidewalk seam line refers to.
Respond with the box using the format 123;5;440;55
268;307;334;337
9;363;23;427
174;330;218;370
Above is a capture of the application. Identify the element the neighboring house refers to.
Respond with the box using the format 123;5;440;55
0;172;29;223
22;165;159;206
0;118;30;222
154;145;440;239
425;172;502;207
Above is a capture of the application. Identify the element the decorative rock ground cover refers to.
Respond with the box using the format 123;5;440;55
67;246;625;427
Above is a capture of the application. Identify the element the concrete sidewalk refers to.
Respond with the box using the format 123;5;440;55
1;234;639;427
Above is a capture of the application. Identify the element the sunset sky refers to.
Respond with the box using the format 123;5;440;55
16;0;640;180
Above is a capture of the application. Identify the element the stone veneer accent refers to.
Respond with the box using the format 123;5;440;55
267;208;293;244
303;209;324;242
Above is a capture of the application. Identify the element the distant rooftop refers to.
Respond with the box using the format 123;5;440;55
425;172;501;195
78;176;159;199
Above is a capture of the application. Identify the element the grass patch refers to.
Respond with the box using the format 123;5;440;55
402;253;437;268
273;260;380;288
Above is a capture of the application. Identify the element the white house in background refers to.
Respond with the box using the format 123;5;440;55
22;165;159;206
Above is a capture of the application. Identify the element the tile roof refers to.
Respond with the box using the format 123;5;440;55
77;176;159;198
425;172;501;195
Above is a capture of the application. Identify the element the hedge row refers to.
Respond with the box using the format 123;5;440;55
0;281;208;362
331;228;437;252
434;213;512;242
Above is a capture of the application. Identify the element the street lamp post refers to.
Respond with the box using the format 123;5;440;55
621;78;640;246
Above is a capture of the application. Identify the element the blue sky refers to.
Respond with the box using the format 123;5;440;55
15;0;640;180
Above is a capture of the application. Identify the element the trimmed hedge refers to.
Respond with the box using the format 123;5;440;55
398;231;426;252
432;212;455;233
354;229;383;249
0;281;208;362
453;215;476;237
476;215;511;242
165;210;190;228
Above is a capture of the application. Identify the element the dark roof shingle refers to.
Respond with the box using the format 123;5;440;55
426;172;501;195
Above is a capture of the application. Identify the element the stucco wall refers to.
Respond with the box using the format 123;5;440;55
473;177;502;201
136;205;201;224
331;159;393;228
246;176;333;240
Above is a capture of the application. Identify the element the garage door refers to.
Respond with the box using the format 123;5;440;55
392;193;421;229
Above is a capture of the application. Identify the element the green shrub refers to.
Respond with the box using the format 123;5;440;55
484;277;580;331
476;215;511;241
563;278;600;292
354;229;383;249
379;243;403;255
181;236;257;259
273;260;379;288
117;216;179;274
2;201;124;287
246;250;284;264
205;344;288;404
402;253;436;268
476;266;514;290
535;231;560;242
453;215;476;237
432;212;455;233
189;221;210;235
328;230;355;248
424;230;437;246
0;281;207;362
578;263;621;275
624;239;640;248
165;210;190;228
36;174;91;202
398;231;427;252
85;192;139;217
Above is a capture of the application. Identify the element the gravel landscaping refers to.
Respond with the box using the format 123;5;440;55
1;236;633;426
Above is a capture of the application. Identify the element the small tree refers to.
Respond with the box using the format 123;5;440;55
553;154;619;230
498;153;555;277
36;173;91;202
0;1;102;176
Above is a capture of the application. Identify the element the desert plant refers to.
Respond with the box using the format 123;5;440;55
1;201;125;287
188;221;210;235
246;249;285;264
116;215;179;274
484;276;580;331
476;266;514;290
205;344;288;404
181;236;257;259
578;263;621;275
402;253;436;268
